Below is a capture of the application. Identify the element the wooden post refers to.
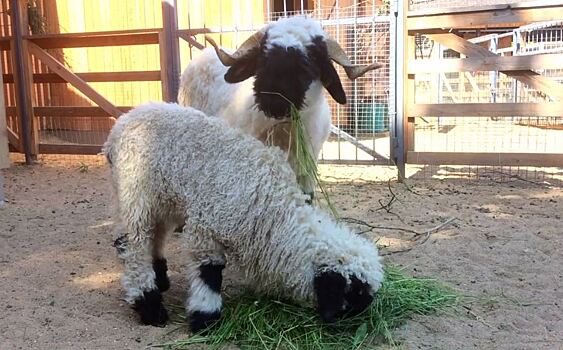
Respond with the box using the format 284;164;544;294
403;8;416;176
0;59;9;169
161;0;181;102
10;0;38;163
0;56;7;207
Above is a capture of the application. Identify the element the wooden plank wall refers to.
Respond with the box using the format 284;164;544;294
0;0;164;134
1;0;387;146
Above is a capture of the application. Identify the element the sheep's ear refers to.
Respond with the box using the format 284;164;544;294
224;55;258;83
320;63;347;104
309;37;346;104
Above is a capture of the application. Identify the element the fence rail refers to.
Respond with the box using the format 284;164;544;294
2;0;562;174
399;0;563;174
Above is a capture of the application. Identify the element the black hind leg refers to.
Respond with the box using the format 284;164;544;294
153;258;170;292
113;228;170;293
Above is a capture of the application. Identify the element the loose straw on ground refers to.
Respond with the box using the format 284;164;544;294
156;266;459;350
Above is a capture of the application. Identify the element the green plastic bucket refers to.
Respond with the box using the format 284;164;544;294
358;103;388;132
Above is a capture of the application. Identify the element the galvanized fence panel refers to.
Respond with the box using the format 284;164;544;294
178;0;393;165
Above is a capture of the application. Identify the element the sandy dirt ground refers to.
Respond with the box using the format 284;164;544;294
0;159;562;350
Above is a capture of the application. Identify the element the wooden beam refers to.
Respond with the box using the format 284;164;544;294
408;102;563;117
319;159;391;166
11;0;38;162
161;0;180;103
407;3;563;31
3;71;161;83
0;38;10;50
408;53;563;73
427;33;563;100
28;42;123;118
6;127;21;152
25;29;160;49
39;144;102;155
408;0;563;16
6;106;130;117
0;60;9;168
407;151;563;167
178;32;205;50
176;28;212;36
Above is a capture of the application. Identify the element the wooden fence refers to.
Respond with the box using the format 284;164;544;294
402;0;563;169
2;0;563;170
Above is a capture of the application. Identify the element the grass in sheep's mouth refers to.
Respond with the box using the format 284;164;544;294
288;104;338;217
155;266;459;350
260;92;338;217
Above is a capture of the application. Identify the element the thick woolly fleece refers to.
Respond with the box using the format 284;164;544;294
104;102;383;306
177;16;333;194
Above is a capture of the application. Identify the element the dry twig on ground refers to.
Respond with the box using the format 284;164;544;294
340;217;457;255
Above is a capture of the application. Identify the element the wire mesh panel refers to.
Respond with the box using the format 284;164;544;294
408;0;522;12
178;0;393;165
412;21;563;165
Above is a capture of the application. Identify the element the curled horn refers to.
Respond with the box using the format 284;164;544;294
204;31;265;67
325;38;383;80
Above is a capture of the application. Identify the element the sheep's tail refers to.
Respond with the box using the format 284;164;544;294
102;118;125;167
101;139;115;166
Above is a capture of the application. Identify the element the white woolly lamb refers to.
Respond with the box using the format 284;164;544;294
104;102;383;331
178;16;381;199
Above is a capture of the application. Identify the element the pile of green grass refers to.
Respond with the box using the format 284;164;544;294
158;266;458;350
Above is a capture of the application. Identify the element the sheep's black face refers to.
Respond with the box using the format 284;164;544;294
253;44;320;119
314;270;374;322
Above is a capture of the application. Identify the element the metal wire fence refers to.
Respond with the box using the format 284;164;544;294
408;0;522;12
179;0;393;164
413;21;563;158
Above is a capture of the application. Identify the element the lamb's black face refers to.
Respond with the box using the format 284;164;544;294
253;44;319;119
314;270;374;322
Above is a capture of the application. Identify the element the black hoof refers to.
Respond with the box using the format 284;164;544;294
113;234;128;255
153;258;170;292
189;310;221;333
133;289;169;327
304;191;315;205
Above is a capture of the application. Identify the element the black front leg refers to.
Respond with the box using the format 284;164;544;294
187;263;226;333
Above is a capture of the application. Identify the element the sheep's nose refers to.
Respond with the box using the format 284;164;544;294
320;309;338;323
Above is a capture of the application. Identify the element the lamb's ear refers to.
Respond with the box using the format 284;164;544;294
320;63;346;104
224;54;259;83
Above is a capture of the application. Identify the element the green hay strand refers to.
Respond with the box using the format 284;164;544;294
157;266;459;350
289;104;338;217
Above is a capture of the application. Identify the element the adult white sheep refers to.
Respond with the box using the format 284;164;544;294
178;16;382;200
104;102;383;331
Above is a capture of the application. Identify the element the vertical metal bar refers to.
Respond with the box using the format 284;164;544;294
219;0;223;46
0;170;5;208
161;0;180;102
353;0;358;162
391;0;406;178
512;31;519;103
371;0;376;160
10;0;34;164
235;0;240;46
336;0;341;161
266;0;271;22
490;35;498;103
